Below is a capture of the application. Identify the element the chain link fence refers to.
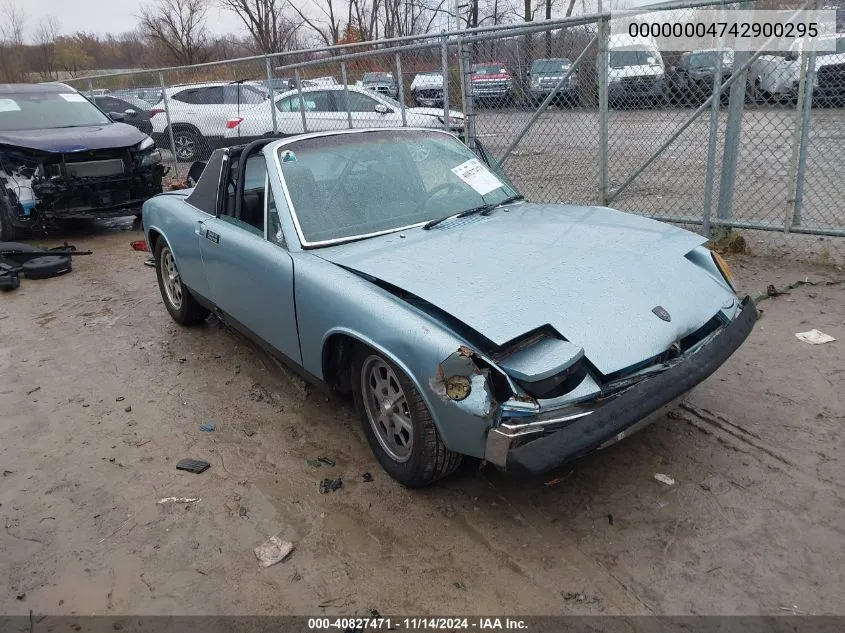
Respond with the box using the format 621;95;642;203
67;0;845;262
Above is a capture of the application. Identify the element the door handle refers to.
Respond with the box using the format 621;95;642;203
195;220;204;236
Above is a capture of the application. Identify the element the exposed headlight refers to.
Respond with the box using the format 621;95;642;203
445;375;471;401
138;136;155;151
139;149;162;167
711;251;735;290
531;77;541;88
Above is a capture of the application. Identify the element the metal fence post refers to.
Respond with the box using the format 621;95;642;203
87;78;94;99
715;47;748;226
265;56;279;135
597;15;610;206
395;53;407;128
340;62;353;129
441;36;450;131
792;49;816;228
461;42;476;148
294;69;308;133
702;27;725;238
783;46;809;232
159;71;180;179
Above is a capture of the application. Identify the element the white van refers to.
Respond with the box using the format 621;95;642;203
748;34;845;104
600;34;665;107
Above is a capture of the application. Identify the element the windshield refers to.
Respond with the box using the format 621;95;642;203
278;130;520;245
689;50;734;68
363;72;393;84
0;90;112;131
531;59;571;73
609;49;660;68
473;64;508;74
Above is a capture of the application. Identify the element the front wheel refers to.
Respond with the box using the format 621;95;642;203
352;347;462;487
171;128;202;162
154;239;209;325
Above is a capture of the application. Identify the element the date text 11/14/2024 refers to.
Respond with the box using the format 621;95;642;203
308;617;529;630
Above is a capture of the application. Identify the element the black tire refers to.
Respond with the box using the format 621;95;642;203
170;127;203;163
0;204;23;242
351;345;462;488
154;238;208;325
0;271;20;291
21;255;72;279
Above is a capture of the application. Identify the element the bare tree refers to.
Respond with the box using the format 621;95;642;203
33;15;60;80
138;0;210;66
0;2;27;82
288;0;343;47
219;0;301;53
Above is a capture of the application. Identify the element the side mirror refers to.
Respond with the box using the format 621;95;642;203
374;103;391;114
125;109;137;116
108;112;126;122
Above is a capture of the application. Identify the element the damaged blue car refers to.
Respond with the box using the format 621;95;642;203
143;128;757;487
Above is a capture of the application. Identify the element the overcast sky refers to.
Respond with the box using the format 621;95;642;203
23;0;245;38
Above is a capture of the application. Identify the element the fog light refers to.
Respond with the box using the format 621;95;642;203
445;375;471;401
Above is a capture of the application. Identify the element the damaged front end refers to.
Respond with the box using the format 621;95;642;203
429;298;758;476
0;138;164;231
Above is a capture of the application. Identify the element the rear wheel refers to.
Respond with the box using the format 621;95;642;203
352;346;462;488
171;128;202;162
154;239;208;325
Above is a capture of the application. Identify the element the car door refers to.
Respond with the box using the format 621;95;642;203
333;90;399;129
198;150;301;364
282;90;343;133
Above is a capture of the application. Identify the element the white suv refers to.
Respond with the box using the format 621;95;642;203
150;81;268;161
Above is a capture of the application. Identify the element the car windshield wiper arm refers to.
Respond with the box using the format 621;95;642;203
422;194;524;230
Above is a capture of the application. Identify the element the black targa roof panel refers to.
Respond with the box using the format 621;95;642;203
186;149;226;215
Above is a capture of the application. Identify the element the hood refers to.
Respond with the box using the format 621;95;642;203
406;107;463;119
473;72;512;81
0;122;147;153
317;204;736;376
608;65;664;79
411;75;444;89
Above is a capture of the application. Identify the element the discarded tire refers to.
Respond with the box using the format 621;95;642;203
0;271;20;290
21;255;72;279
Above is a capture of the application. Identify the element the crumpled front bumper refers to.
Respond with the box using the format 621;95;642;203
486;296;758;475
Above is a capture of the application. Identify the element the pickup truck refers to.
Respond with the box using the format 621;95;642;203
410;72;445;107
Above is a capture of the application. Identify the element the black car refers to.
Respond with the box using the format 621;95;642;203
0;83;165;240
666;49;734;106
93;94;154;135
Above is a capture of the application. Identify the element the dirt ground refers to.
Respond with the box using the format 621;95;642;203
1;221;844;617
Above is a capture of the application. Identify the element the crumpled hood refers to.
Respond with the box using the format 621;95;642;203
0;123;146;153
317;203;737;375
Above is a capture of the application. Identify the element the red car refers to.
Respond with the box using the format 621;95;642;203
471;62;515;106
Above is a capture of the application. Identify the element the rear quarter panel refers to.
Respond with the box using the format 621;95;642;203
143;192;211;300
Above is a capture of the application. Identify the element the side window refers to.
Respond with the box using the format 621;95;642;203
220;154;267;237
224;85;267;105
335;90;379;112
278;91;333;113
172;89;199;104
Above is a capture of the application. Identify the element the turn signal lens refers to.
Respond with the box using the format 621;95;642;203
712;251;735;289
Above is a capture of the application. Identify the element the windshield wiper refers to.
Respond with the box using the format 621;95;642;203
422;194;524;230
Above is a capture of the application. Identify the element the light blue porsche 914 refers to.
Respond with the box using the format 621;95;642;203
143;128;757;487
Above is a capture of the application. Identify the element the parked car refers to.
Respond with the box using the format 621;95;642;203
0;83;164;240
471;62;515;107
149;81;269;162
748;34;845;105
93;93;155;135
410;72;445;107
301;76;338;88
362;72;399;99
602;34;665;107
527;58;579;106
665;49;734;106
136;88;164;104
224;85;464;141
142;127;756;487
